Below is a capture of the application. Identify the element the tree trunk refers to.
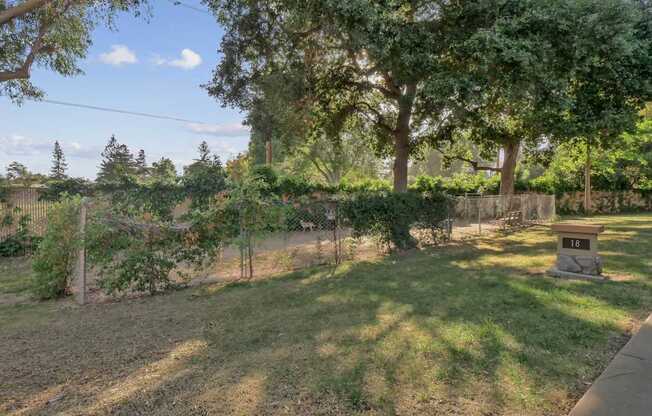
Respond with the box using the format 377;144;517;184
393;131;410;192
499;141;520;195
392;84;416;193
584;139;592;216
265;139;272;165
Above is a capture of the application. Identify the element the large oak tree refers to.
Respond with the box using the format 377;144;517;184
204;0;651;193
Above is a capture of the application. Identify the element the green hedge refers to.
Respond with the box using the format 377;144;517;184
341;190;453;250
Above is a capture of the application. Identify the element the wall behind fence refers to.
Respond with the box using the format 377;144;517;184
558;191;652;214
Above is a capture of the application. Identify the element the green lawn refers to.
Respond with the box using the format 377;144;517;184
1;214;651;415
0;257;34;299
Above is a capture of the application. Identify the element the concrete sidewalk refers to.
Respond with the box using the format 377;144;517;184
569;314;652;416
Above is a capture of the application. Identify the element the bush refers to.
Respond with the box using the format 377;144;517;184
0;211;37;257
440;173;500;195
410;175;445;193
85;202;183;296
182;157;228;209
32;196;82;299
277;175;334;198
250;165;279;189
100;248;176;294
339;178;392;193
40;177;93;202
341;190;452;251
342;174;500;196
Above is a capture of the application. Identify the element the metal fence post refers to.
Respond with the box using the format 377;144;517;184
478;194;482;235
76;198;87;305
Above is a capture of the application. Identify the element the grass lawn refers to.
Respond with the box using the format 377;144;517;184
0;257;34;302
1;214;651;415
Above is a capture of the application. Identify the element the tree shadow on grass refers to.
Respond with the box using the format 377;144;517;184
3;220;651;416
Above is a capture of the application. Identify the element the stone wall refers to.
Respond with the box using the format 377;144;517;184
557;191;652;214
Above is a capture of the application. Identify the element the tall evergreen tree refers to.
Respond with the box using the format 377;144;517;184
135;149;148;176
96;135;136;184
50;141;68;180
196;141;211;163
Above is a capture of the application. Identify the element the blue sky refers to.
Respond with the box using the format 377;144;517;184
0;1;249;179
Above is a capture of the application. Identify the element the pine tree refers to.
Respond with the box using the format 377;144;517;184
6;161;29;181
50;141;68;180
196;141;211;163
97;135;136;184
135;149;148;176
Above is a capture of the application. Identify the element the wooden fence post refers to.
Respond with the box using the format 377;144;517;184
76;198;87;305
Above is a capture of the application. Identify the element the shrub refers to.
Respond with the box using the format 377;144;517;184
341;190;452;251
277;175;334;198
40;177;93;201
0;211;36;257
410;175;445;193
130;181;184;221
250;165;279;189
100;248;176;295
85;202;183;296
32;196;82;299
440;173;500;195
182;157;228;209
339;178;392;193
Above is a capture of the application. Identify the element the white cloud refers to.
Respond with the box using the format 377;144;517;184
153;49;202;70
186;122;250;137
0;134;99;159
171;49;202;69
99;45;138;66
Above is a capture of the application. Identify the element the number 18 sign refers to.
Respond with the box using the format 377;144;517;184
562;237;590;251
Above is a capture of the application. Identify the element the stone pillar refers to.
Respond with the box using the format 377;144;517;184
548;223;605;280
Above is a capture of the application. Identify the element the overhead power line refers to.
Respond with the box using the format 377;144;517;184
32;98;212;125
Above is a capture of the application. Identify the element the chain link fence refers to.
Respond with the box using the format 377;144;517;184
199;193;556;282
1;189;554;301
451;193;556;238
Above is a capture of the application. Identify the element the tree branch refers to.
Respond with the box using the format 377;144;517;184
435;147;502;172
0;0;52;26
309;157;333;184
0;0;76;82
355;101;395;135
346;79;399;100
0;19;50;81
